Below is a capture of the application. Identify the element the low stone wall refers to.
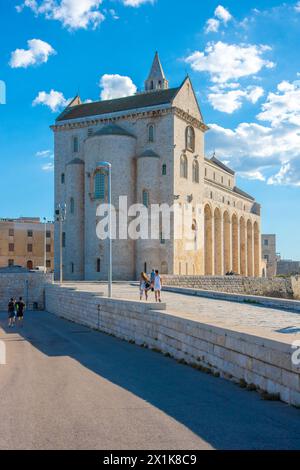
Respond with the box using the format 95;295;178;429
45;284;300;408
0;272;53;310
162;276;294;299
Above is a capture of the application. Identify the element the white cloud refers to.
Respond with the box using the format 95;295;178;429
208;85;264;113
267;161;300;187
205;5;232;33
99;74;137;100
295;2;300;13
257;79;300;126
214;5;232;24
239;170;266;182
32;89;69;112
17;0;105;30
205;18;220;33
42;162;54;172
185;41;275;83
122;0;154;6
9;39;56;68
36;150;53;158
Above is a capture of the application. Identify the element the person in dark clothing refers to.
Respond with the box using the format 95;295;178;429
15;297;26;327
8;298;16;328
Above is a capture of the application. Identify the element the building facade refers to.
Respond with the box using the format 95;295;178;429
261;234;278;277
0;218;54;271
52;53;261;281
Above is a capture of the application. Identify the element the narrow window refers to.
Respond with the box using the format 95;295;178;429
186;126;195;152
61;173;65;184
27;244;33;252
9;228;14;237
27;230;33;237
96;258;101;273
46;260;51;268
70;197;75;214
71;262;74;273
162;164;167;176
9;243;14;252
192;160;199;183
73;136;79;153
180;155;188;179
143;190;149;208
8;259;14;267
94;171;106;200
144;262;147;273
148;124;155;142
62;232;66;248
46;244;51;253
46;231;51;238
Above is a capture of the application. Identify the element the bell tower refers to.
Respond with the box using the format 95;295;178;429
145;52;169;92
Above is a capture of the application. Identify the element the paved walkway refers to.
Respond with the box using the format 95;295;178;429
64;282;300;345
0;309;300;450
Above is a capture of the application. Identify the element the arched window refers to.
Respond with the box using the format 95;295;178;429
73;136;79;153
186;126;195;152
94;171;106;200
192;160;199;183
180;155;188;179
162;164;167;176
148;124;155;143
70;197;75;214
142;190;149;208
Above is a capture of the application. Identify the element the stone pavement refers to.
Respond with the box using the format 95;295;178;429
1;309;300;450
63;282;300;346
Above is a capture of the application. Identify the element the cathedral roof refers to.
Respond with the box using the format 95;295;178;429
233;186;255;201
206;156;235;176
56;87;180;122
92;124;136;138
138;149;160;159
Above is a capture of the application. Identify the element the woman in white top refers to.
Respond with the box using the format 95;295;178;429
154;270;162;303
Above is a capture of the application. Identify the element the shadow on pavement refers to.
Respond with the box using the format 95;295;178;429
1;310;300;450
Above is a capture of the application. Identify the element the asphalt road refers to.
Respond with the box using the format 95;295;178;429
0;310;299;450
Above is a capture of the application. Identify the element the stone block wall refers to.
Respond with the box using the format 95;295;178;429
45;284;300;407
0;272;53;310
162;275;294;299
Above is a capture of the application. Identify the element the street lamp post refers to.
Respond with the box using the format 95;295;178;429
43;217;47;273
55;203;66;285
97;162;112;298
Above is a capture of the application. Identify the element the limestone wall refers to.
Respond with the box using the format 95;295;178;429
45;284;300;407
0;272;53;310
162;275;294;299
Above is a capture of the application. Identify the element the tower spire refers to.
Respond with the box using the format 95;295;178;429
145;52;169;92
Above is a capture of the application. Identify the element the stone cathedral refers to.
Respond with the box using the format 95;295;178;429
52;53;262;281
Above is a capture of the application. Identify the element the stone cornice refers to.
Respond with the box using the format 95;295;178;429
50;106;209;132
172;107;209;132
50;107;173;132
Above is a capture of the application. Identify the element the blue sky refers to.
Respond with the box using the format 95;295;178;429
0;0;300;259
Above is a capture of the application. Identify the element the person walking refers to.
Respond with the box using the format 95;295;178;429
150;269;156;292
8;298;16;328
139;272;151;301
15;297;26;327
154;270;162;303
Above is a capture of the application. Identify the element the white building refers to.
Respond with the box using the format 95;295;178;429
52;53;261;281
